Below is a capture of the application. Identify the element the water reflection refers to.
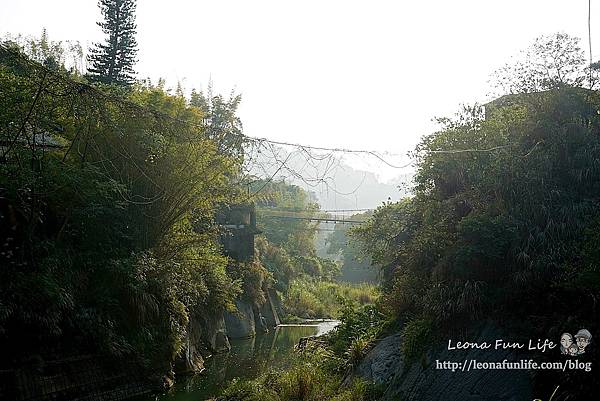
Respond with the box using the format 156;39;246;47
143;321;337;401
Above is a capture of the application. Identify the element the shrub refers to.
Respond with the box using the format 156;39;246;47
329;302;386;358
345;335;373;369
219;349;374;401
400;318;434;362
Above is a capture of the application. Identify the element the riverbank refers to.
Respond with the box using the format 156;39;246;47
140;278;377;401
137;320;340;401
215;302;387;401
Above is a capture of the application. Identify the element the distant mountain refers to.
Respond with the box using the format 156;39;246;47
248;146;413;210
303;166;412;210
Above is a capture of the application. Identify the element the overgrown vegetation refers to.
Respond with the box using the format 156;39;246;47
217;349;382;401
227;31;600;401
283;280;378;319
0;35;375;392
325;213;379;284
253;180;341;287
352;33;600;396
6;12;599;401
0;40;253;374
247;179;380;321
217;306;387;401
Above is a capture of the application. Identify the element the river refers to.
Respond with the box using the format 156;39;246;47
139;320;339;401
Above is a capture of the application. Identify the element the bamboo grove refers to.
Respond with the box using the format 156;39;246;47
0;43;246;370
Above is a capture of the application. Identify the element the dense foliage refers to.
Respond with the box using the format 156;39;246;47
352;33;600;396
253;180;320;257
325;213;378;283
0;42;370;394
283;280;377;319
0;44;245;371
218;348;382;401
354;87;600;328
253;180;342;292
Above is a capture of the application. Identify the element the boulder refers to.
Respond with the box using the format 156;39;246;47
349;323;532;401
201;313;231;353
350;333;403;387
174;318;205;375
224;299;256;339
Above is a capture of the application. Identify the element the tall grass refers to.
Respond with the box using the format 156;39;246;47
282;279;378;319
218;349;381;401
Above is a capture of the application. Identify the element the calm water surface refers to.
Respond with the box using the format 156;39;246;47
140;320;339;401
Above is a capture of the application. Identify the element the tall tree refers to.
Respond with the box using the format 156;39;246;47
491;33;599;94
88;0;138;86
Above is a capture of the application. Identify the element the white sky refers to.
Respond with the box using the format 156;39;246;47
2;0;599;182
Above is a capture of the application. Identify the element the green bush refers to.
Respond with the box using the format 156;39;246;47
329;302;386;359
400;318;434;362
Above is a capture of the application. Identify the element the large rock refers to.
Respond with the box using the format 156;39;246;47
223;290;282;339
224;299;256;338
174;318;205;375
351;333;403;387
350;323;532;401
200;313;231;353
175;312;233;375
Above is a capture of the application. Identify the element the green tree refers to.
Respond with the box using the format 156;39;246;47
190;85;244;156
0;45;243;371
88;0;138;86
354;86;600;396
326;213;378;283
1;30;84;73
491;32;598;94
354;35;600;345
253;180;319;255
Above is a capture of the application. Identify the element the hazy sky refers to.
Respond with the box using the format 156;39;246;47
2;0;598;182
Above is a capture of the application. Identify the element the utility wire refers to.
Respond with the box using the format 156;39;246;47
0;43;411;170
1;44;517;167
252;137;412;169
1;42;532;205
428;144;512;154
